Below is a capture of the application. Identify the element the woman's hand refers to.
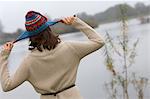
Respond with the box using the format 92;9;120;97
2;41;14;52
62;16;75;25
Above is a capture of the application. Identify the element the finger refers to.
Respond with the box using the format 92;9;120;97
9;44;13;48
69;16;75;23
70;17;75;23
6;42;11;47
5;42;13;49
66;17;72;22
62;18;68;24
68;16;73;21
6;44;11;49
62;17;73;25
6;43;9;46
10;42;14;47
3;44;8;50
9;43;14;49
66;17;73;24
5;43;10;48
64;18;70;24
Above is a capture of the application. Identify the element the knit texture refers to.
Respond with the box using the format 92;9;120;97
0;17;104;98
25;11;47;31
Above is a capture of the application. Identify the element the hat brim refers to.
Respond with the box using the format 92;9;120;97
15;20;60;43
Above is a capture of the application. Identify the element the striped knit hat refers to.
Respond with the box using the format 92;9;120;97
14;11;60;43
25;11;48;31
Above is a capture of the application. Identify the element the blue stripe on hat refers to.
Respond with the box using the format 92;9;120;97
26;14;38;21
25;15;42;26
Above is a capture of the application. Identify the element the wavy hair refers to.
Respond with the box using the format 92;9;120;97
29;27;61;52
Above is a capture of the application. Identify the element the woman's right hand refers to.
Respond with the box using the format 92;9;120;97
2;41;14;52
61;16;75;25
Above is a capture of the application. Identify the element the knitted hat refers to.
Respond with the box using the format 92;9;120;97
14;11;60;43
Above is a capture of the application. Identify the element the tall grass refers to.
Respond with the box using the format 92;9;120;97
103;4;149;99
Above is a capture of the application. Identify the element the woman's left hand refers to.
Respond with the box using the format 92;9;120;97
2;41;14;52
62;16;75;25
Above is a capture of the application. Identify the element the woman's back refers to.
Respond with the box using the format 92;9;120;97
27;41;80;94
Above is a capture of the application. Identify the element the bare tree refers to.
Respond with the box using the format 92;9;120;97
103;4;149;99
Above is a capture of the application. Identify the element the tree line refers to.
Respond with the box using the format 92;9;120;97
0;2;150;44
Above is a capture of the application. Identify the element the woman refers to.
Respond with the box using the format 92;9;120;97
0;11;104;99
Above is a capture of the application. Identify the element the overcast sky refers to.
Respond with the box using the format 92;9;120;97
0;1;150;33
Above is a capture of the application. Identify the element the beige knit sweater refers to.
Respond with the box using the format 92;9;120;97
0;17;104;94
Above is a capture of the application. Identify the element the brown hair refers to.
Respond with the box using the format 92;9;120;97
29;27;61;52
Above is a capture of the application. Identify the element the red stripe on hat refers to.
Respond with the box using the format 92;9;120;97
26;15;41;25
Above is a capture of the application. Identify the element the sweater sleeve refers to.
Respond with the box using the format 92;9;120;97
0;50;29;92
67;17;105;59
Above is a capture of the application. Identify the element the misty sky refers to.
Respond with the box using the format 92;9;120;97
0;1;150;33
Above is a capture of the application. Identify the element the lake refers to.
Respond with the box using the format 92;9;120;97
0;18;150;99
